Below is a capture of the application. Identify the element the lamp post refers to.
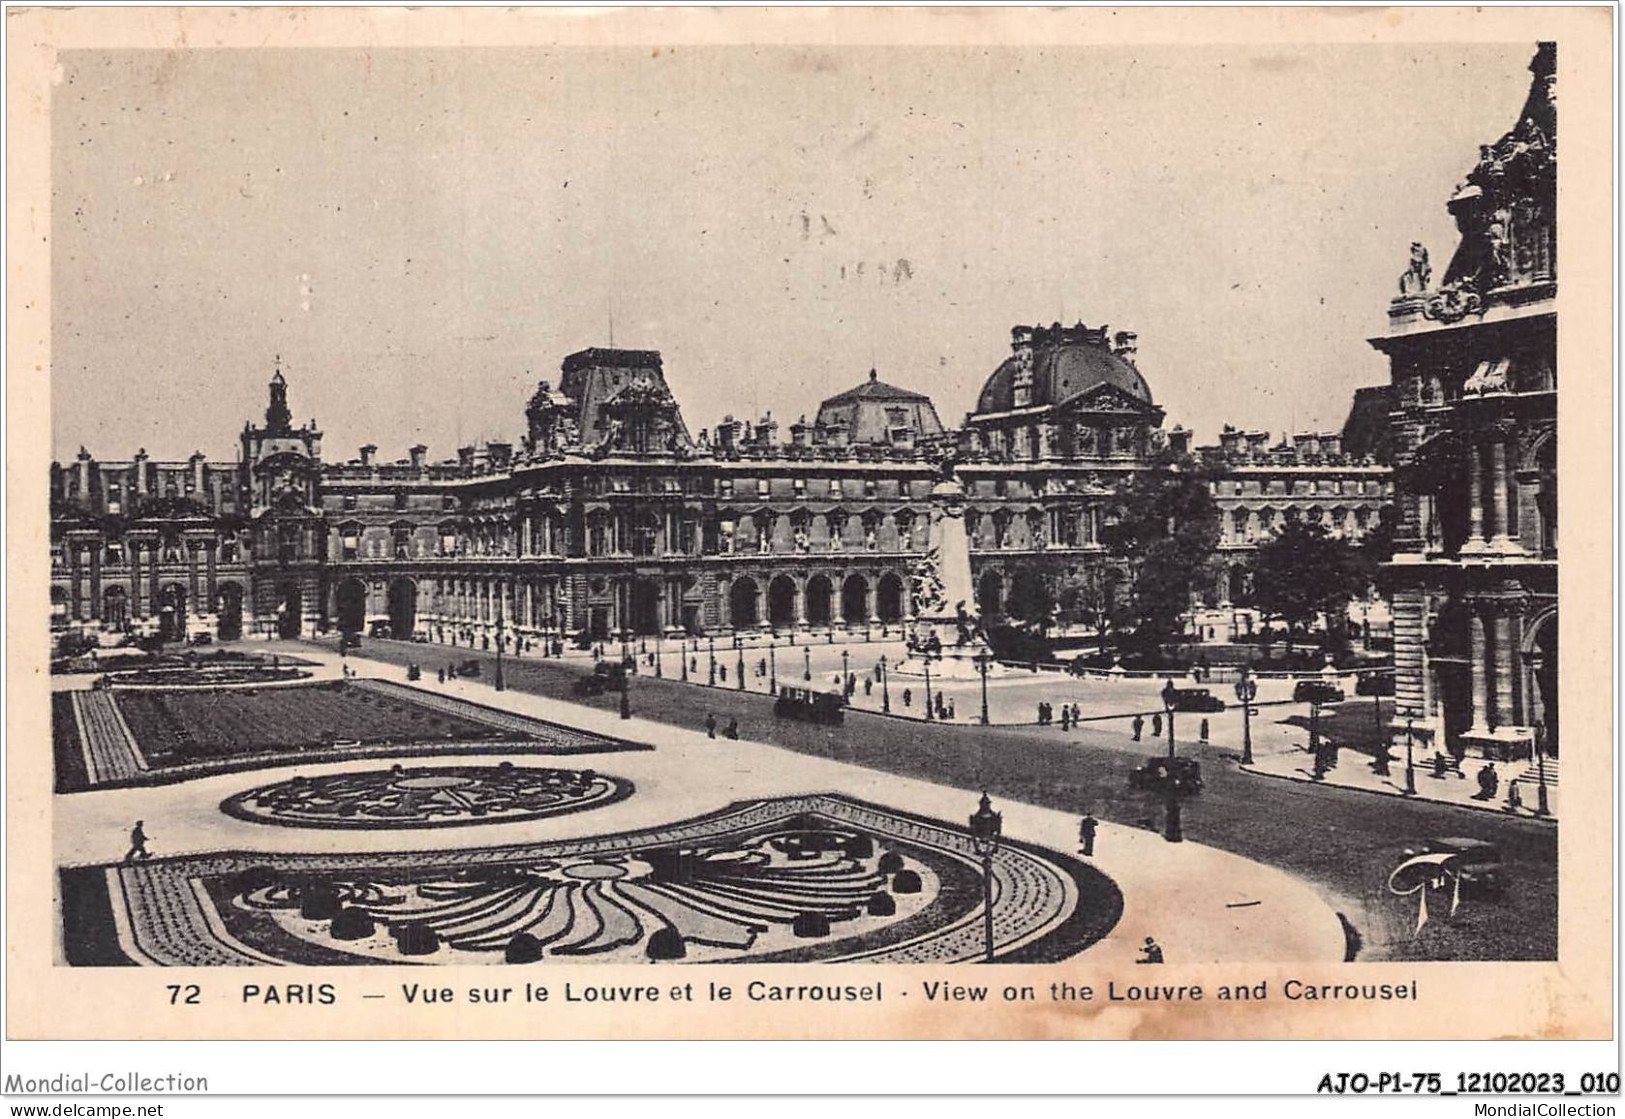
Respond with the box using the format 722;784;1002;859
1309;698;1325;780
707;635;716;686
1161;678;1178;759
680;634;689;682
1402;710;1418;796
976;650;992;726
923;652;936;722
1234;669;1257;766
735;636;745;691
1370;686;1390;776
1527;651;1550;817
968;792;1002;963
769;638;777;696
841;649;850;695
494;586;507;692
619;654;631;719
803;646;812;682
880;654;891;714
654;629;663;679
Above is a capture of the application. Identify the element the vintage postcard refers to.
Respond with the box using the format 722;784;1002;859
4;5;1614;1052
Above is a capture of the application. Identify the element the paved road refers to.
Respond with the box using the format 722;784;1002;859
324;637;1558;962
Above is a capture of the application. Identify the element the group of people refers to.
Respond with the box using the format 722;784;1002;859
1037;701;1083;729
704;713;740;740
1129;712;1165;741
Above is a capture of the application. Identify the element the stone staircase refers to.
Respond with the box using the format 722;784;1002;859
1512;756;1559;788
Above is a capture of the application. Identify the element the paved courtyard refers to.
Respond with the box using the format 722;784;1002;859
55;642;1351;967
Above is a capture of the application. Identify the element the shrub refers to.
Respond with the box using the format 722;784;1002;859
234;866;280;897
791;912;831;938
298;886;341;921
890;870;923;895
330;907;375;941
393;923;440;956
866;892;896;916
876;852;904;875
505;933;545;963
842;835;874;859
645;928;686;960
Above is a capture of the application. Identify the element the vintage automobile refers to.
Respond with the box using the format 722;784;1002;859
1400;836;1506;900
368;620;394;639
339;632;363;650
1355;671;1396;697
773;686;846;726
572;661;626;696
454;658;483;678
188;632;214;646
1167;687;1226;713
1294;680;1346;705
1129;755;1204;795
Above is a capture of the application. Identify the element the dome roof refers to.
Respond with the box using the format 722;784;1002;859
814;369;945;446
974;323;1153;415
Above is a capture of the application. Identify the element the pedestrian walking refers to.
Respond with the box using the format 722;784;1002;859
864;677;873;696
1071;703;1081;724
706;712;717;739
1151;713;1163;738
902;688;912;708
1199;717;1210;744
1078;814;1098;857
1131;714;1144;741
124;820;151;863
946;698;956;720
719;664;727;683
1060;706;1071;732
725;717;740;740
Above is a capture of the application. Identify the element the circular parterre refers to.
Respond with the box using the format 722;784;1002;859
220;763;632;829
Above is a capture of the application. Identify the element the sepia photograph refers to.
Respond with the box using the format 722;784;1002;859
4;4;1615;1074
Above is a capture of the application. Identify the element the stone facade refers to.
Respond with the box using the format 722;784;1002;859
1370;43;1557;759
53;323;1393;653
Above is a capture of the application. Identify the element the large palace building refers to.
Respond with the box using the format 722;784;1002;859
1371;43;1557;760
52;320;1390;651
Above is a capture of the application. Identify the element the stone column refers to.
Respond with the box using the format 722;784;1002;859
69;544;84;620
1469;608;1490;733
130;543;144;617
794;578;807;627
148;547;160;619
88;545;102;621
205;542;218;602
1489;437;1514;550
188;542;201;603
1493;609;1520;729
1464;441;1486;551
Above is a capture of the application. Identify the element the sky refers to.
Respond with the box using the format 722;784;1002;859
51;42;1538;464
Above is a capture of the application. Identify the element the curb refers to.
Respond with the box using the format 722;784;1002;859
1237;760;1559;823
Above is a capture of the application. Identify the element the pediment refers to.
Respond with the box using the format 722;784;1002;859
1056;382;1161;417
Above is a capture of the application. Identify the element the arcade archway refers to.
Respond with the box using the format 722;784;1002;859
158;583;188;643
335;578;367;635
216;582;244;641
729;577;760;630
804;575;834;627
387;577;418;640
876;572;905;624
767;576;796;630
277;583;303;639
841;574;870;625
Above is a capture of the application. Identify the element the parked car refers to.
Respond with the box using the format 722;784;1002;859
572;661;624;696
455;658;482;678
1167;687;1226;713
1294;680;1346;705
773;686;846;726
411;632;431;644
189;632;214;646
1129;755;1204;795
340;632;363;650
1355;672;1396;697
368;620;393;639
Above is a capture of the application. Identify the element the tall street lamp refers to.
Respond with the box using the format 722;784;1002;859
769;637;777;696
803;646;812;682
968;792;1002;963
1161;678;1178;759
976;650;992;726
923;651;936;722
1234;669;1257;766
735;636;745;691
494;586;507;693
1527;652;1551;817
880;654;891;714
1309;698;1325;780
1402;709;1418;796
619;653;631;719
707;635;716;686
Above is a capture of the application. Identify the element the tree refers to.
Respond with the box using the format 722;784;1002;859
1003;566;1055;631
1100;459;1221;651
1251;521;1364;650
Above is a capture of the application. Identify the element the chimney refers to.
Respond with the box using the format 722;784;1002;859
1167;426;1192;456
1245;432;1270;457
134;448;149;495
488;442;513;470
1319;433;1342;458
1113;331;1138;363
360;444;377;468
457;446;476;473
1218;425;1242;456
409;444;427;470
755;412;777;447
789;417;808;447
1293;433;1321;458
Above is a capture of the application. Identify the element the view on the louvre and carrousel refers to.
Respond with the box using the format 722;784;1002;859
45;36;1563;980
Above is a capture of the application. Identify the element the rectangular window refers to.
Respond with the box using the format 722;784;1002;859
719;477;734;498
828;478;842;498
864;478;877;498
793;478;807;498
343;494;358;510
757;479;770;498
